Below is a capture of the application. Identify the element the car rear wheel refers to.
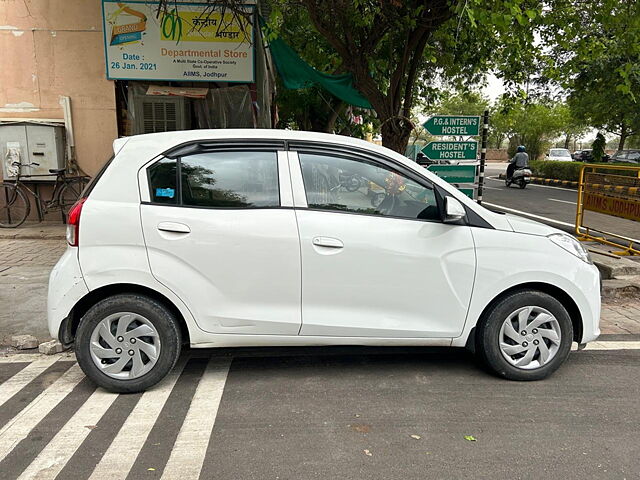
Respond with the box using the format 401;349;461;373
476;290;573;381
75;294;181;393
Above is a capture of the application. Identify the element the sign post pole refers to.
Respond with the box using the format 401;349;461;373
477;110;489;205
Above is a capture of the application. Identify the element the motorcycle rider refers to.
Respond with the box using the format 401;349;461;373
507;145;529;180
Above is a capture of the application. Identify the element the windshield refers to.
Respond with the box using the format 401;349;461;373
550;149;571;157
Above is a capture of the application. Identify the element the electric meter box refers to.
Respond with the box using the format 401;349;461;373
1;122;66;180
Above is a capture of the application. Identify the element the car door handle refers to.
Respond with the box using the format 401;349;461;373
312;236;344;248
157;222;191;234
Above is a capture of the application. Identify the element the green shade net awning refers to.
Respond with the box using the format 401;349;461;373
267;37;372;109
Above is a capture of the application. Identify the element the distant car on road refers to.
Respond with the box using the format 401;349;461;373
44;130;601;393
546;148;573;162
574;149;610;162
609;149;640;164
572;150;583;161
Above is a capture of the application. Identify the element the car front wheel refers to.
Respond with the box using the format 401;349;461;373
75;294;182;393
476;290;573;381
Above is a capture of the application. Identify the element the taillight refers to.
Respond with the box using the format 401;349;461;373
66;197;87;246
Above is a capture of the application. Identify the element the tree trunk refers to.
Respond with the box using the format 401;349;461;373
564;134;570;149
380;118;412;154
324;102;346;133
618;123;628;151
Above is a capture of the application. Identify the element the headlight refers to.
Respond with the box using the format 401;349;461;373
548;233;592;264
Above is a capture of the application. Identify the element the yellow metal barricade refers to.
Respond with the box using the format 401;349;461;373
575;163;640;255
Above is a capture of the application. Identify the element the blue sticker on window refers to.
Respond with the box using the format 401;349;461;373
155;188;175;199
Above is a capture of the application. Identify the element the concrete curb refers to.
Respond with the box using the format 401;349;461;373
497;173;578;188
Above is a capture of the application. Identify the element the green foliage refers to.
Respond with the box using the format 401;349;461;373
430;91;489;116
530;160;639;182
529;160;585;181
542;0;640;149
266;0;544;152
492;97;567;160
591;133;606;162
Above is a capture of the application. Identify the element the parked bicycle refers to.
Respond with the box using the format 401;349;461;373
0;161;89;228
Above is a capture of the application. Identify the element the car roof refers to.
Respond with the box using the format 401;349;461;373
114;129;398;161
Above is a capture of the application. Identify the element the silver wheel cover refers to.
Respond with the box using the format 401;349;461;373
89;312;161;380
499;306;562;370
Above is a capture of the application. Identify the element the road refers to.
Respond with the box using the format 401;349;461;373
1;345;639;480
481;163;640;241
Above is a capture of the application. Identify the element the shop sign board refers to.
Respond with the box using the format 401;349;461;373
423;115;481;136
101;1;255;82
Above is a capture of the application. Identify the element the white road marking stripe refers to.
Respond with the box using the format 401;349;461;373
0;364;86;462
88;356;188;480
548;198;575;205
576;341;640;351
161;357;231;480
0;357;60;408
16;388;119;480
0;353;74;363
482;202;576;228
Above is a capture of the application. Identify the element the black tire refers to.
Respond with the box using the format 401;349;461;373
519;180;527;189
0;183;30;228
505;179;511;187
75;294;182;393
475;290;573;381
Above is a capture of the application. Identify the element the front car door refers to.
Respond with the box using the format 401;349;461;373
140;144;301;336
289;146;476;338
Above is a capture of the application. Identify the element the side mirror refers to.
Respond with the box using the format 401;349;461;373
443;197;466;224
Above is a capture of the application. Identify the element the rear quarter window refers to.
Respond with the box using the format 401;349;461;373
148;159;177;204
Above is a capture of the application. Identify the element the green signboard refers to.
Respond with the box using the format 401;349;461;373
421;141;478;161
427;164;477;183
423;115;481;136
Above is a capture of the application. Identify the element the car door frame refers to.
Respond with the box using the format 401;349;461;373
136;139;303;337
285;141;479;339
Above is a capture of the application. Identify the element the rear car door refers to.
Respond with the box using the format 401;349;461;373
140;143;301;335
289;147;477;338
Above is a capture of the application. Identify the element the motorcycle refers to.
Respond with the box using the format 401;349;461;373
505;167;532;189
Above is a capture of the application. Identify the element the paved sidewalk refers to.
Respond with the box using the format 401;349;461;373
601;299;640;335
0;235;638;345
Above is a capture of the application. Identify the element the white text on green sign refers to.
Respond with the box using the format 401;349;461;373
423;115;481;136
422;141;478;160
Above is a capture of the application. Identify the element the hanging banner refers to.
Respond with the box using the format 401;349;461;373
101;1;255;82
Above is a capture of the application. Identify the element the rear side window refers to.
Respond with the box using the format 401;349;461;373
149;158;177;204
180;151;279;208
146;150;280;208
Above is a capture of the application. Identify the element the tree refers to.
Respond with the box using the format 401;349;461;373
431;90;489;116
490;95;567;159
542;0;640;151
268;0;541;152
591;133;607;162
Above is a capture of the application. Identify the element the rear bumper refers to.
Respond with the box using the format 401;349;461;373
47;247;89;341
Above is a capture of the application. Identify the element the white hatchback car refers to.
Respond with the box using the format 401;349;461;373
48;130;600;392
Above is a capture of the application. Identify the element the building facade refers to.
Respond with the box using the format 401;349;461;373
1;0;272;183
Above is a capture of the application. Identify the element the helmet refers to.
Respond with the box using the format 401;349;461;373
517;145;526;152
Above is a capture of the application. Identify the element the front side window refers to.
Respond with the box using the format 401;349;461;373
180;151;279;208
298;152;439;221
